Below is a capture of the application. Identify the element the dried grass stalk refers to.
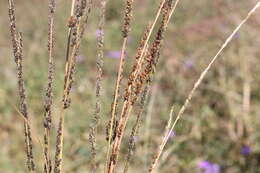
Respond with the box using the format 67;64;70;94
54;1;92;173
7;0;35;172
89;0;106;172
105;0;134;171
43;0;56;173
148;107;174;173
123;85;149;173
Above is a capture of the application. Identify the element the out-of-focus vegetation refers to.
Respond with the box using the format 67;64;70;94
0;0;259;172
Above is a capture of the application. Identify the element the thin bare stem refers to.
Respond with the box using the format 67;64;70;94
123;85;149;173
106;37;127;152
9;99;46;163
149;2;260;172
144;84;157;167
148;107;174;173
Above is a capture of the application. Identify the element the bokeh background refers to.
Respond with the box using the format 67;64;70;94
0;0;260;172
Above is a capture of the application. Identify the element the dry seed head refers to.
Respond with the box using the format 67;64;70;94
64;2;92;104
44;62;54;112
127;0;173;107
19;32;36;172
75;0;82;17
139;2;171;87
75;0;88;17
106;119;118;142
81;0;87;10
89;0;105;171
70;26;78;46
44;0;56;171
68;16;77;28
49;0;55;13
126;24;152;97
122;0;134;38
8;2;36;170
134;23;152;60
54;116;64;173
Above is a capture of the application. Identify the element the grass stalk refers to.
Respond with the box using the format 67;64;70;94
148;107;174;173
54;1;91;172
89;0;106;172
144;83;157;167
105;0;134;172
123;85;150;173
7;0;35;172
43;0;56;172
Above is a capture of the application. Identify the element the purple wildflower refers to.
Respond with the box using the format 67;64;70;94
169;130;176;139
76;54;86;63
107;50;121;59
183;59;194;69
95;29;104;38
133;136;139;143
198;161;211;169
241;145;251;156
198;161;220;173
234;32;240;39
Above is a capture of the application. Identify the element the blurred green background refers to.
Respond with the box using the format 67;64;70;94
0;0;260;172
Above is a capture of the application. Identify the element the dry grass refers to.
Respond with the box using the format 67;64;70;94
4;0;260;172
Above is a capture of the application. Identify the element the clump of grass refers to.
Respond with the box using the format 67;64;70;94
6;0;260;172
106;1;178;172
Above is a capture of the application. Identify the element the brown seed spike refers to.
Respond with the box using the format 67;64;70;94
43;0;56;172
68;16;77;28
8;0;36;171
89;0;106;172
122;0;134;38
